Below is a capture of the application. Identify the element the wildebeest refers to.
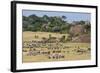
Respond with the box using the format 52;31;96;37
48;53;64;59
73;48;88;55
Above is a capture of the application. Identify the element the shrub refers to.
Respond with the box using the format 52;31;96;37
49;34;52;39
66;35;72;41
60;35;66;42
34;35;39;38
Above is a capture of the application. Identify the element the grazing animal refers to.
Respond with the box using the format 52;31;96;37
87;48;91;51
48;53;64;59
76;49;87;54
23;49;27;52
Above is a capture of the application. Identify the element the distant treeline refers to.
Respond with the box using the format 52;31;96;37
23;14;90;34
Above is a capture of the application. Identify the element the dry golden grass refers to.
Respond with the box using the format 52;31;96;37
23;31;69;41
23;31;91;63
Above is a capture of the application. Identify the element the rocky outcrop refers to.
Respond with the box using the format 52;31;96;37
69;25;85;36
72;34;90;43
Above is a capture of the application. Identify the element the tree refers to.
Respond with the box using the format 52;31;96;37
84;24;91;33
42;15;50;23
62;15;67;20
52;26;61;32
79;21;85;25
60;35;66;42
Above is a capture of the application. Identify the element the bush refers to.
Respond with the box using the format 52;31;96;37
49;34;52;39
66;35;72;41
34;35;39;38
42;37;46;40
60;35;66;42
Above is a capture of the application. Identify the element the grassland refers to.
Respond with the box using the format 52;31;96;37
22;31;91;63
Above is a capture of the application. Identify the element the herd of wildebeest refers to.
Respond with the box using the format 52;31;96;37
23;35;91;60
